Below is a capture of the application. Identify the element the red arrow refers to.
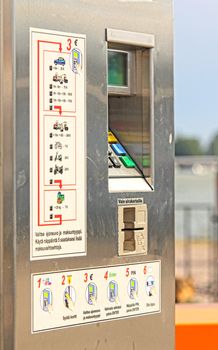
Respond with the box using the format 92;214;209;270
54;214;62;225
54;105;62;115
38;40;62;52
54;180;62;189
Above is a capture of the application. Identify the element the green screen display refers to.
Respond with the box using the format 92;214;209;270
131;280;135;288
108;51;128;87
43;291;49;298
89;285;93;292
74;51;79;59
110;284;115;290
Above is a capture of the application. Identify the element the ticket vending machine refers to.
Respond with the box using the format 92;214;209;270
0;1;174;349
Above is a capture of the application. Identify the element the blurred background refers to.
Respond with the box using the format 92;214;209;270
174;0;218;348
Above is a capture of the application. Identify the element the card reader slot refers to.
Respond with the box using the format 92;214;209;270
121;227;144;231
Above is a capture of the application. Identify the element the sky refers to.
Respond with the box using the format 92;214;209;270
174;0;218;145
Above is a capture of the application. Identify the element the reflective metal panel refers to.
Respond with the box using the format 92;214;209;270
0;0;174;349
0;0;15;349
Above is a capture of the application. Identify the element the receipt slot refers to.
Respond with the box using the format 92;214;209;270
0;0;174;349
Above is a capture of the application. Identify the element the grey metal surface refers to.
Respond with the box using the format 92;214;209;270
0;0;174;349
0;1;15;349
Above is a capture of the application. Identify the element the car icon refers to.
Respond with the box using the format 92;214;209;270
54;57;65;66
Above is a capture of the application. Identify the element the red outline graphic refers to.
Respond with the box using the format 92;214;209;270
43;114;76;187
54;180;62;189
43;189;77;223
37;39;77;227
54;106;62;115
42;49;77;114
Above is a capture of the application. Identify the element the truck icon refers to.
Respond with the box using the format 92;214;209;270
53;121;68;132
53;73;68;84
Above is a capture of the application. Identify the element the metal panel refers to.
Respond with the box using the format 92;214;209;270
0;0;174;349
0;0;15;349
107;28;155;48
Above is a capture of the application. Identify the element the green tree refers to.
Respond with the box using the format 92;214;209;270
207;133;218;155
175;136;204;156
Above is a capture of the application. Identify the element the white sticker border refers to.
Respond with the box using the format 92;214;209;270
29;27;87;260
31;260;161;333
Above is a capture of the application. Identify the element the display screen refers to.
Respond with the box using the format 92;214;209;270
74;51;79;59
110;284;115;290
43;291;49;298
89;285;93;292
131;280;135;288
108;51;128;87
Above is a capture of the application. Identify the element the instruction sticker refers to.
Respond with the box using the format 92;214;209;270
117;198;144;206
30;28;86;260
32;261;161;332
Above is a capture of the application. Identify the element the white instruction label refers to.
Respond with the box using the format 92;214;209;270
30;28;86;260
32;261;161;332
117;198;144;205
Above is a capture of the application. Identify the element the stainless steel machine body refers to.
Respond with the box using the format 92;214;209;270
0;0;174;349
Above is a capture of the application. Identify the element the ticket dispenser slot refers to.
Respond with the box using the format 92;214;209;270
118;204;148;256
107;29;155;193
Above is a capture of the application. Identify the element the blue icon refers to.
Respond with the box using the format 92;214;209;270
111;143;126;156
54;57;66;66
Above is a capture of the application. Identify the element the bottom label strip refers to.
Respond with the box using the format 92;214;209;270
32;261;161;332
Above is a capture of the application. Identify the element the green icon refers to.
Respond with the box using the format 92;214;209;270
120;155;136;168
57;191;65;204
